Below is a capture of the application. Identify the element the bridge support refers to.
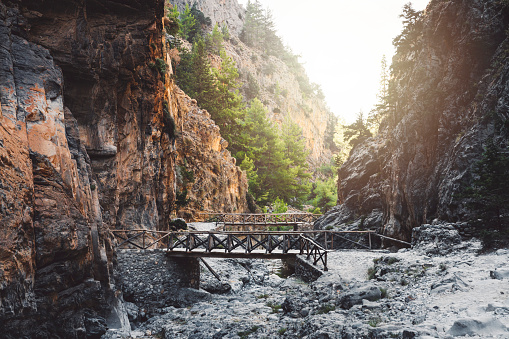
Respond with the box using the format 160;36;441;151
115;249;200;310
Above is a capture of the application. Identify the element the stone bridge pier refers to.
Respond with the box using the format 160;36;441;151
115;249;201;310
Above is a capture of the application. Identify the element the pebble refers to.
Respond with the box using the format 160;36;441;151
105;230;509;339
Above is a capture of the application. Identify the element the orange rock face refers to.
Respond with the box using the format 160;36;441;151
172;88;249;220
1;0;249;335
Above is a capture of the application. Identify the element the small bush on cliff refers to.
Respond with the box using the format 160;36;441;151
150;58;167;77
165;4;181;36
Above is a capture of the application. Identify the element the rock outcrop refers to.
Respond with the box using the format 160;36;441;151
173;92;249;220
317;0;509;241
171;0;245;35
0;0;249;335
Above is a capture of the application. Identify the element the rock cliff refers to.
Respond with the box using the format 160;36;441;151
317;0;509;242
173;92;249;220
0;0;248;335
172;0;245;35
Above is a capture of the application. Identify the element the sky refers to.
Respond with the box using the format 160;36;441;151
236;0;430;123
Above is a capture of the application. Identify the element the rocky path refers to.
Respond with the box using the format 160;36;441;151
104;226;509;339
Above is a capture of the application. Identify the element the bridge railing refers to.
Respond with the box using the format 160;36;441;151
110;230;329;270
110;229;411;272
200;212;322;225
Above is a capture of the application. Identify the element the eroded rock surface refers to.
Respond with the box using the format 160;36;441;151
317;0;509;241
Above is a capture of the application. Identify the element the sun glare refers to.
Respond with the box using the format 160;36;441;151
237;0;430;123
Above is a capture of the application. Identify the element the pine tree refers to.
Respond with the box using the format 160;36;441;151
279;119;312;206
179;4;196;41
343;111;373;150
368;55;390;134
211;50;245;149
240;0;265;47
206;23;224;55
464;139;509;230
193;39;216;100
165;4;181;36
393;3;423;53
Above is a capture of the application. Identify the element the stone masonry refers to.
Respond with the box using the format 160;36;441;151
115;250;200;310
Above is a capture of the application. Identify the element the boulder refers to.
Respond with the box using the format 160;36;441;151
447;317;508;337
337;285;382;309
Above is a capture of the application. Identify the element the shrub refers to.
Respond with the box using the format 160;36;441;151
316;304;335;314
169;218;187;231
367;267;376;280
266;301;282;313
150;58;167;77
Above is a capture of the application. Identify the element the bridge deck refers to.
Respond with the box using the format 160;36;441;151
166;248;301;259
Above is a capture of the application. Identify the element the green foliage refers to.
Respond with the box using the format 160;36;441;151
154;58;167;76
342;111;373;150
367;266;376;280
179;165;195;184
266;301;282;313
316;304;336;314
169;219;187;231
221;24;230;40
175;189;190;213
272;197;288;213
173;22;312;211
177;3;211;43
245;72;260;100
162;101;177;138
306;177;337;213
368;317;382;327
179;4;197;41
367;55;390;134
278;328;287;336
206;23;224;54
165;4;181;36
461;138;509;247
392;3;423;54
238;326;260;339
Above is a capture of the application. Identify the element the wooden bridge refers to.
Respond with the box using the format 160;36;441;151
111;230;329;270
202;212;322;231
111;213;412;272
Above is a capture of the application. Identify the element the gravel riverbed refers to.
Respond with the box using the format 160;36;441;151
104;225;509;339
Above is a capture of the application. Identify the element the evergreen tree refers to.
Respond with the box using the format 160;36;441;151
464;139;509;231
188;39;217;108
393;3;423;54
240;0;265;47
343;111;373;150
179;4;196;41
333;118;353;167
165;4;181;36
279;119;312;206
206;23;224;54
368;55;390;133
211;50;245;149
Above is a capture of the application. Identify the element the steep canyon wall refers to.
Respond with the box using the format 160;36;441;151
0;0;248;335
317;0;509;242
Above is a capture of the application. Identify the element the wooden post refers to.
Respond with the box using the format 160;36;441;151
369;232;372;250
142;231;145;249
324;232;328;250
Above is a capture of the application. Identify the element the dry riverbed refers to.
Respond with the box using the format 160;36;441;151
104;225;509;339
